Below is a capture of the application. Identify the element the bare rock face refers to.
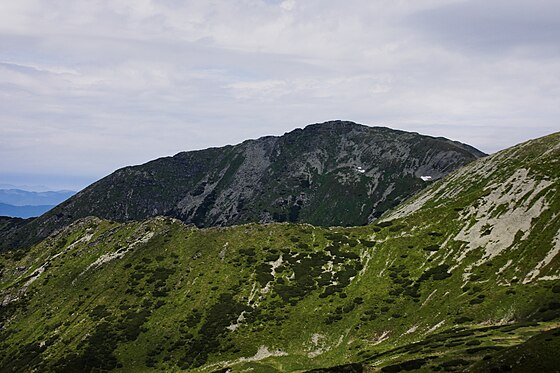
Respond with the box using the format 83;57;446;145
1;121;484;250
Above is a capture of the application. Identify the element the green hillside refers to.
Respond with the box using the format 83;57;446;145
0;133;558;372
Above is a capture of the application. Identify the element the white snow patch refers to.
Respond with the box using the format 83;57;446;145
384;148;531;221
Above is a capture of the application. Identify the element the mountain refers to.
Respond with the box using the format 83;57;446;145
0;203;54;218
0;189;75;218
0;184;57;193
0;121;484;251
0;189;75;206
0;132;557;372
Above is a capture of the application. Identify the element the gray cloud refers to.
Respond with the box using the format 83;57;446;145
0;0;559;190
409;0;560;56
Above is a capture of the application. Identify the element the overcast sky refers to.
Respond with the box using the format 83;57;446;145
1;0;559;191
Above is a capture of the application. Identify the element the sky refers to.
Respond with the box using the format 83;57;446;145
1;0;559;191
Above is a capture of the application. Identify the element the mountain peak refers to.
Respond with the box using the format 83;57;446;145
0;121;484;250
302;119;364;130
296;120;398;136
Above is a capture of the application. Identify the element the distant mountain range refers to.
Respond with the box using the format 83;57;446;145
0;121;484;250
0;189;75;207
0;189;74;219
0;184;67;193
0;203;54;219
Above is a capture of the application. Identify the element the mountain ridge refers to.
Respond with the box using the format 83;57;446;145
0;131;557;372
0;120;485;251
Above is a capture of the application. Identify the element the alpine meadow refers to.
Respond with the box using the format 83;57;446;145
2;2;560;372
1;123;558;372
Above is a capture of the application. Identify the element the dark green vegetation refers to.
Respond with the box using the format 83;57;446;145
0;217;32;253
0;132;558;372
0;121;484;250
469;326;560;372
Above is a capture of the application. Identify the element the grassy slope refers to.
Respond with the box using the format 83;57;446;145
0;133;558;373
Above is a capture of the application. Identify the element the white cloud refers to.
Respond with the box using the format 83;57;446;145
0;0;559;190
280;0;296;11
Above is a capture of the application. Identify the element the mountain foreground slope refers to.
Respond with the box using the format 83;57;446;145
1;132;558;373
0;121;484;251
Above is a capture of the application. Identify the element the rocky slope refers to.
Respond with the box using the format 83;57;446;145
0;133;557;372
0;121;484;251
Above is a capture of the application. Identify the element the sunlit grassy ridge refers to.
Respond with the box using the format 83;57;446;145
0;133;558;372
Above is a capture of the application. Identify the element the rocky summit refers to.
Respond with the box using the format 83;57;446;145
0;121;484;251
0;130;558;372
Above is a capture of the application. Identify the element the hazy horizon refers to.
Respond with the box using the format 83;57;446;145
1;121;557;192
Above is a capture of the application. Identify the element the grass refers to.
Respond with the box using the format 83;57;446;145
0;132;558;372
